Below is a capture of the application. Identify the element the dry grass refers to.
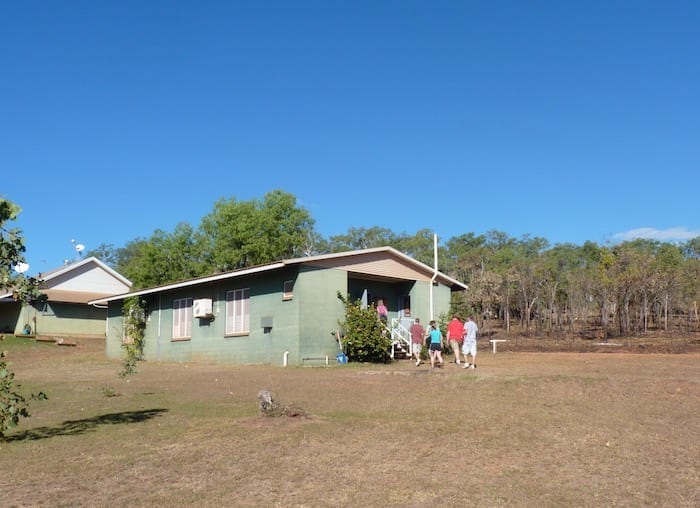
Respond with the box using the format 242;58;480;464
1;337;698;507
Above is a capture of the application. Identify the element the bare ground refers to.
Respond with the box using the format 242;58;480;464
1;335;698;507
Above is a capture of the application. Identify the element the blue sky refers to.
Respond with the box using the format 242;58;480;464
2;0;699;274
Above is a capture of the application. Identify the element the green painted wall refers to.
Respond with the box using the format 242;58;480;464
296;266;347;363
107;268;303;365
105;303;124;358
14;302;107;337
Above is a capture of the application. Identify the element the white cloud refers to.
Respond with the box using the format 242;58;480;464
612;227;700;242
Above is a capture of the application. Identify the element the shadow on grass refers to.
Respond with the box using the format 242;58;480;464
1;408;169;442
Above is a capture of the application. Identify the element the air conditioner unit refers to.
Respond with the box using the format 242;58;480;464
193;298;213;318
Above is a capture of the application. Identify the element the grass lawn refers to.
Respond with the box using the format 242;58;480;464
1;336;698;507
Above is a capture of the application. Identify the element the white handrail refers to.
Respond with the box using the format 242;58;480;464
389;318;412;359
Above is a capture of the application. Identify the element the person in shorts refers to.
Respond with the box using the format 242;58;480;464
409;318;425;366
428;320;444;368
446;315;464;365
462;315;479;369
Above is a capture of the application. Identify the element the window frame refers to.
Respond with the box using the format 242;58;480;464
172;297;193;341
225;288;250;336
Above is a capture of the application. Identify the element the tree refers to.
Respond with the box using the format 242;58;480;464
85;243;120;267
198;190;315;271
123;224;204;289
0;200;42;303
328;226;398;252
0;199;46;436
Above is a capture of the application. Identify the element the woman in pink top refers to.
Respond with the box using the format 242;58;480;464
376;299;388;324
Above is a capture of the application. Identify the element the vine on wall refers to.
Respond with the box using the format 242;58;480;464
119;297;147;377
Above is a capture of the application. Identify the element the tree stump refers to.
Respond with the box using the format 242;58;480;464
257;389;281;416
257;389;306;418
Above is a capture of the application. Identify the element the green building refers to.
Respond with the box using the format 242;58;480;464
0;257;132;339
91;247;467;365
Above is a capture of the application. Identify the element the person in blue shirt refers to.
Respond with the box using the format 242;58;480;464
427;320;444;368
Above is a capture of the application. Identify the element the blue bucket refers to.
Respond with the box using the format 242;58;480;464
336;353;348;364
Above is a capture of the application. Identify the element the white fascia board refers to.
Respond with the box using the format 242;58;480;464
89;262;285;305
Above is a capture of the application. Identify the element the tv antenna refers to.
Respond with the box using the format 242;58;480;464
71;239;86;259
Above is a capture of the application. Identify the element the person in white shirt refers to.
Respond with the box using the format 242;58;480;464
462;316;479;369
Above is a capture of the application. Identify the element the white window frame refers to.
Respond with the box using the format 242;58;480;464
226;288;250;336
172;297;192;340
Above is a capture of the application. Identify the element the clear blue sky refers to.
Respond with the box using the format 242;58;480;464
2;0;698;274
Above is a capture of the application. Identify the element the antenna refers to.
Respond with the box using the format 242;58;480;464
71;239;86;259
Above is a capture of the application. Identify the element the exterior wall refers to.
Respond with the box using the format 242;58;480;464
408;281;453;323
15;301;107;337
105;303;124;358
433;283;453;321
296;266;347;363
107;268;302;365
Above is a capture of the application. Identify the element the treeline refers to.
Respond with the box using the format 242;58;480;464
88;190;700;338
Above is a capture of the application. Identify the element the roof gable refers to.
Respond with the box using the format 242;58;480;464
297;250;433;282
39;257;132;301
89;247;466;304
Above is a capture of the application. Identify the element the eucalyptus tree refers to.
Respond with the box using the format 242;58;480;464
538;243;583;333
327;226;398;252
650;243;684;331
445;232;495;320
85;242;120;268
394;228;445;268
509;235;550;333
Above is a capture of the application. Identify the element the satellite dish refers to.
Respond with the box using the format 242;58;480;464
75;244;85;253
14;262;30;274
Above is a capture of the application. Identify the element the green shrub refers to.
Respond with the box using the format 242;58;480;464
337;292;392;363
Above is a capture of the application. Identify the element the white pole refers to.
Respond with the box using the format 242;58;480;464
430;233;438;320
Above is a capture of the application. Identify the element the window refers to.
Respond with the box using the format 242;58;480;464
172;298;192;340
283;280;294;300
226;288;250;335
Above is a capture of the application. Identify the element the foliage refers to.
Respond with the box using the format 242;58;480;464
337;292;392;363
81;189;700;337
0;199;42;303
0;348;47;437
101;190;315;288
0;199;46;435
119;297;147;377
198;190;315;273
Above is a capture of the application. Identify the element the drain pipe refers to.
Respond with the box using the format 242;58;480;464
429;233;438;320
283;351;289;367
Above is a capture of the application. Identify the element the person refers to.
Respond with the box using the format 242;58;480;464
409;318;425;366
462;315;479;369
376;299;388;324
446;315;464;365
427;320;444;368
